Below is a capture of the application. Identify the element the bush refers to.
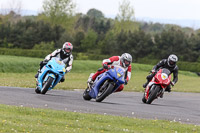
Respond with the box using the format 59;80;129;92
0;48;51;58
136;57;159;65
76;53;89;60
177;61;200;72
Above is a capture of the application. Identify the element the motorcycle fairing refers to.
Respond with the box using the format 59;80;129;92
89;67;125;98
37;58;65;91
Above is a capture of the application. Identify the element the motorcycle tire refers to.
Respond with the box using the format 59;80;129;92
35;87;41;94
146;85;160;104
41;77;54;94
142;93;146;103
83;87;92;100
96;83;114;102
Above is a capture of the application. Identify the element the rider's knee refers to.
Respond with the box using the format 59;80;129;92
146;73;155;81
98;68;104;72
146;75;152;81
115;85;124;92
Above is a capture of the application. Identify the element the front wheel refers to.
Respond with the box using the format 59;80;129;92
142;93;146;103
41;77;54;94
146;85;160;104
35;87;41;94
83;88;92;100
96;83;114;102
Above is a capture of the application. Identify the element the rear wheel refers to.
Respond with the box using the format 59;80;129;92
83;88;92;100
96;82;114;102
146;85;160;104
41;77;54;94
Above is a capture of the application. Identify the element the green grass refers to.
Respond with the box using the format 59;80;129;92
0;55;102;73
0;55;41;73
0;55;200;92
0;104;199;133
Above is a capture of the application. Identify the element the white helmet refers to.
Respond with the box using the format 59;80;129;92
167;54;178;67
62;42;73;56
120;53;132;67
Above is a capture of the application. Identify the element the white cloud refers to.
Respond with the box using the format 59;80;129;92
1;0;200;20
75;0;121;17
0;0;200;28
0;0;43;12
134;0;200;20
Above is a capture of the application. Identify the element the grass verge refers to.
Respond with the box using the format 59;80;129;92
0;104;199;133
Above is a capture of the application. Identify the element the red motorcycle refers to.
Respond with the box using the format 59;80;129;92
142;68;172;104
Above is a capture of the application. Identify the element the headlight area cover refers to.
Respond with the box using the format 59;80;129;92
117;73;122;78
161;73;168;80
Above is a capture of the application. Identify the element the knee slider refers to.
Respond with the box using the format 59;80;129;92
98;68;104;72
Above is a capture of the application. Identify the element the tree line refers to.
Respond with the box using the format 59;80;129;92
0;0;200;63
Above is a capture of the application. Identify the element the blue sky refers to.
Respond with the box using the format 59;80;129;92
1;0;200;29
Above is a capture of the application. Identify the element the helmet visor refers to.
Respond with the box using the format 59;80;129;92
64;48;71;53
169;60;175;66
124;60;130;67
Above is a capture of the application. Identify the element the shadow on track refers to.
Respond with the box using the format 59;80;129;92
86;100;125;105
144;102;187;110
44;93;68;98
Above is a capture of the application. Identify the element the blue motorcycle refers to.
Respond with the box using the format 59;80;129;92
35;57;66;94
83;66;126;102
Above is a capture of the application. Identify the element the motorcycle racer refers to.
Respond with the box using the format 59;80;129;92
88;53;132;92
35;42;73;82
143;54;179;94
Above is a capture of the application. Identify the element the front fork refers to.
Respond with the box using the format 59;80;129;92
42;73;55;90
145;85;163;99
158;87;165;97
144;86;150;99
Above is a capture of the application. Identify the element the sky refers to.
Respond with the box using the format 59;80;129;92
0;0;200;29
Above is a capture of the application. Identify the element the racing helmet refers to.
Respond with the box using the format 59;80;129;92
62;42;73;56
120;53;132;67
167;54;178;67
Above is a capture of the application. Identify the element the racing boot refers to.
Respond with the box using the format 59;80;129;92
87;73;94;85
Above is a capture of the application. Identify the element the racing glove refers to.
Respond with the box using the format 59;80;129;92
103;64;109;69
125;79;128;85
171;81;175;86
150;69;156;73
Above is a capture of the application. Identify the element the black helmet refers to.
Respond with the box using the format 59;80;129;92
167;54;178;67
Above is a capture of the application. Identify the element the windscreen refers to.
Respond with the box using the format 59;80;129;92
53;57;65;65
162;68;171;75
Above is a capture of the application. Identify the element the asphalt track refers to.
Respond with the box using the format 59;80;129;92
0;86;200;125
